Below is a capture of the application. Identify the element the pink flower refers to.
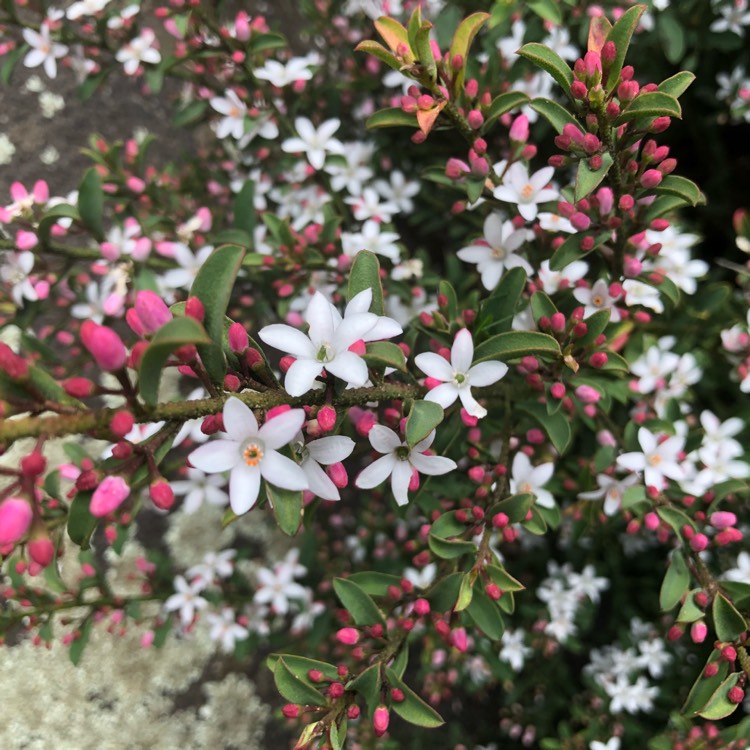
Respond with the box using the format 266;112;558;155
80;321;127;371
90;476;131;517
0;497;33;545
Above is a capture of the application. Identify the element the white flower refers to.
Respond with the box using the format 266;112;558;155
66;0;111;20
573;279;622;322
724;551;750;584
254;558;308;615
210;90;247;140
345;187;398;223
0;133;15;165
579;473;639;516
324;142;374;195
341;220;401;261
637;637;671;679
164;575;209;626
159;244;214;294
630;345;680;394
415;328;508;418
207;608;249;652
510;452;555;508
616;427;686;489
355;425;456;506
374;169;420;213
115;29;161;76
186;549;236;588
492;163;558;221
538;211;576;234
188;397;308;515
590;739;621;750
538;259;588;294
542;26;579;62
296;435;355;501
622;279;664;313
23;24;69;79
171;468;228;514
496;19;526;64
457;212;533;290
254;57;315;87
569;564;610;603
699;410;744;459
710;0;750;35
403;562;437;589
281;117;342;170
1;251;38;307
259;290;391;396
605;675;658;714
499;628;532;672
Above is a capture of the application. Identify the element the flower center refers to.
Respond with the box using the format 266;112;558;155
452;371;468;387
491;246;507;260
242;440;265;466
592;294;604;307
395;446;411;461
316;342;333;363
647;453;662;467
520;183;535;201
518;481;533;494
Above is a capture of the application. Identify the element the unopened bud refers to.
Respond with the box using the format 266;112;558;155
90;476;131;517
0;497;33;545
373;705;390;737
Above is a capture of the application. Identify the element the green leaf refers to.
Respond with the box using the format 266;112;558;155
529;98;582;135
676;590;705;624
391;646;409;679
189;244;245;384
330;718;347;750
333;578;387;627
466;588;504;639
438;279;458;321
232;181;256;235
274;659;326;707
363;342;407;372
414;20;436;80
575;308;611;347
66;491;98;550
428;533;476;559
138;317;211;406
575;152;614;202
588;15;612;53
482;92;530;132
267;654;339;682
473;331;561;363
657;71;696;98
549;230;611;272
346;664;381;716
615;92;682;125
365;107;419;130
77;168;105;242
348;250;384;315
492;492;533;524
374;16;411;56
520;402;572;454
682;651;729;715
479;267;527;334
448;12;490;94
529;290;557;321
69;616;94;666
697;672;742;720
712;594;747;642
656;505;696;535
355;40;404;73
651;175;705;206
486;564;525;593
518;43;574;98
428;572;462;612
644;194;688;222
430;510;468;539
603;4;646;92
267;484;303;536
721;581;750;610
385;668;444;728
659;549;690;611
657;10;686;64
0;44;25;85
527;0;563;24
405;399;444;448
172;99;208;128
348;571;403;597
455;573;474;612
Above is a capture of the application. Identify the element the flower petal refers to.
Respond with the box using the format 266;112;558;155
409;451;456;476
261;451;309;490
284;358;324;397
356;454;396;489
451;329;474;373
333;313;377;351
259;409;306;450
258;324;315;358
368;424;401;454
390;460;413;506
306;435;355;464
345;288;372;315
229;464;261;514
189;440;239;473
468;361;508;387
425;383;459;409
458;387;487;418
414;351;453;381
223;397;258;440
303;460;340;501
324;350;369;387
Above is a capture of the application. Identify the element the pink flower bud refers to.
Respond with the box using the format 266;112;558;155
467;109;484;129
550;382;566;399
690;620;708;644
562;123;585;145
451;626;468;652
644;512;660;530
90;476;131;517
80;321;127;371
445;158;469;179
373;706;390;737
729;686;746;704
414;598;430;616
640;169;663;189
327;462;348;489
597;187;614;215
570;212;591;231
690;533;709;552
571;80;588;99
550;312;566;333
623;256;643;277
185;296;205;321
149;480;175;510
509;114;529;143
716;527;743;545
134;290;172;333
601;41;616;65
0;497;33;545
317;405;336;432
584;51;602;78
228;322;248;353
710;511;737;530
650;116;671;133
575;385;600;404
336;627;360;645
28;532;54;567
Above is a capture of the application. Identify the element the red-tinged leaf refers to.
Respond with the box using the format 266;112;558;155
588;15;612;53
448;12;490;93
416;101;446;135
518;43;574;98
604;4;646;92
374;16;412;58
355;40;404;72
365;107;419;130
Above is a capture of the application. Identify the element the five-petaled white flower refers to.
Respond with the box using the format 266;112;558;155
66;0;111;20
355;425;456;506
23;24;69;80
510;452;555;508
115;28;161;76
188;397;308;515
206;607;249;653
210;89;247;140
253;552;308;615
457;213;533;290
254;57;315;87
295;434;355;501
492;163;558;221
578;473;639;516
164;575;208;627
281;117;343;170
415;328;508;418
259;288;400;396
616;427;686;489
573;279;622;322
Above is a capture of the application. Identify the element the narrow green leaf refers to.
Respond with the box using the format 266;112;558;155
518;43;574;97
428;534;476;559
363;341;407;372
676;590;705;624
529;98;582;135
405;399;444;448
529;290;558;320
491;492;533;524
448;12;490;93
274;659;326;706
354;40;405;73
486;564;526;592
414;21;436;80
659;549;690;611
721;581;750;610
390;647;409;679
527;0;562;25
138;317;211;406
482;92;530;132
657;11;686;64
374;17;411;57
712;594;747;642
455;574;474;612
656;505;696;536
588;15;612;52
77;168;105;242
346;664;381;716
479;267;527;334
430;510;468;539
657;71;696;98
330;718;347;750
474;331;561;363
385;668;445;728
232;181;256;234
697;672;742;720
615;92;682;125
575;152;614;202
428;572;462;612
66;491;98;549
172;99;208;127
348;250;384;315
438;279;458;321
643;194;689;223
651;175;705;206
69;617;94;666
407;5;422;53
348;571;402;597
682;651;729;715
466;589;504;639
333;578;387;627
267;484;303;536
575;309;611;347
603;4;646;92
267;654;339;682
549;230;611;272
189;244;246;384
365;107;419;130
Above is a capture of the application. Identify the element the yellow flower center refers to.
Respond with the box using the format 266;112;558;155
520;183;535;201
243;442;264;466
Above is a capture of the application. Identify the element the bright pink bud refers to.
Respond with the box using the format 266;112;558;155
414;598;430;616
575;385;600;404
373;706;390;737
90;476;131;517
80;321;127;371
317;405;337;432
509;114;529;143
640;169;663;189
644;512;660;530
570;80;588;99
149;480;175;510
562;123;585;145
650;116;671;133
690;620;708;644
729;686;746;704
690;533;709;552
16;230;38;250
445;158;469;179
710;511;737;530
451;627;468;652
550;382;566;399
601;40;616;65
582;133;600;154
110;410;135;438
570;212;591;231
550;312;566;333
134;290;172;333
467;109;484;129
623;256;643;277
227;322;249;353
716;527;743;545
327;462;348;489
584;51;602;78
185;296;205;321
0;497;33;545
336;627;360;645
597;187;614;215
282;704;299;719
468;465;485;484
